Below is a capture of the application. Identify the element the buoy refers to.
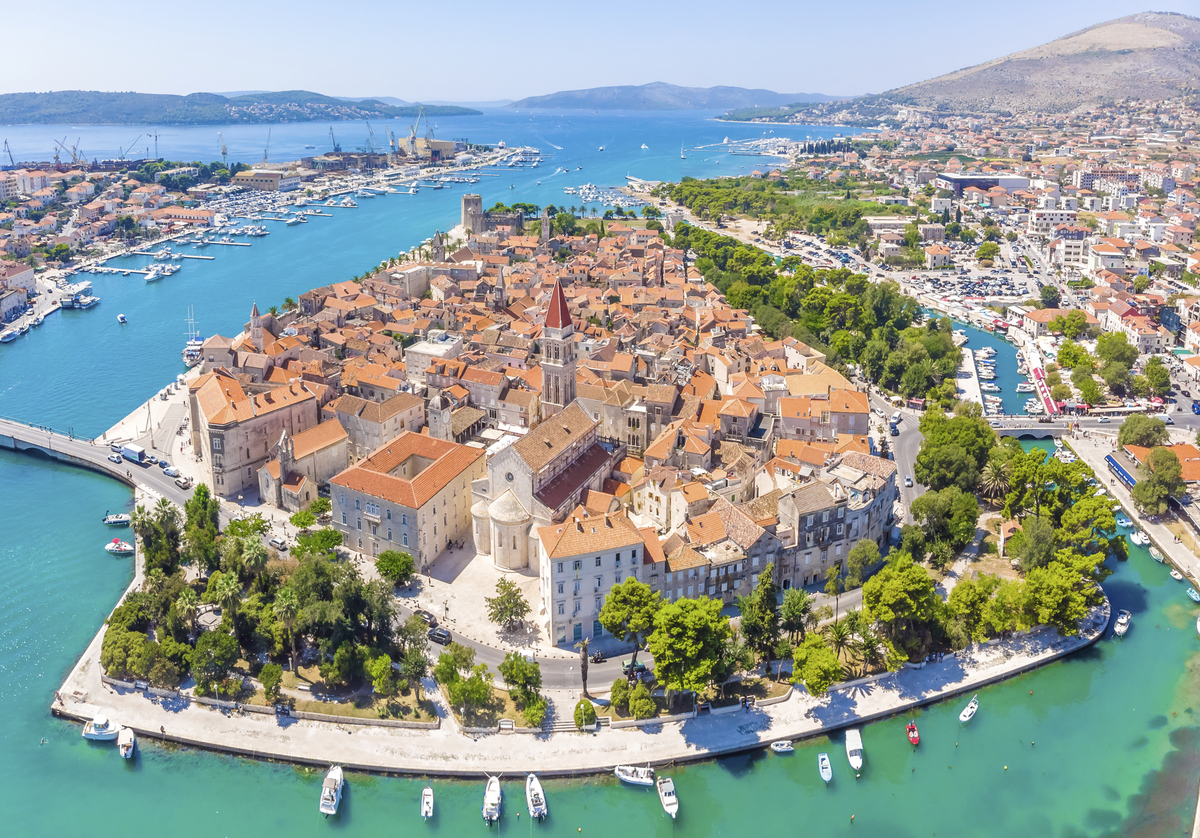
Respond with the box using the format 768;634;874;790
851;815;855;822
1004;766;1008;770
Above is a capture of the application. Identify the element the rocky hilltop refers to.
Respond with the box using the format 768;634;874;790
876;11;1200;113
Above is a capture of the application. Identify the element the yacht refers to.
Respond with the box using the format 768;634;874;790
1113;610;1131;636
981;382;1001;392
340;198;358;208
102;512;131;526
656;776;679;820
82;715;120;740
845;728;864;772
1016;382;1035;393
144;266;164;283
118;726;136;759
286;216;304;226
319;765;344;816
355;189;375;198
482;775;502;825
105;539;134;556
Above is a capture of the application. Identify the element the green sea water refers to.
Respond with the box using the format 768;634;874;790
1;115;1199;836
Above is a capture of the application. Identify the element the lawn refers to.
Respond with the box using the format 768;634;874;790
247;683;436;722
700;676;791;708
444;686;523;727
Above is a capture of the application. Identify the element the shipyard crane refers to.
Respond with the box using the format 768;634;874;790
217;132;228;168
53;137;86;168
329;126;341;153
152;130;159;160
2;140;14;168
364;119;377;154
264;128;271;164
119;134;143;161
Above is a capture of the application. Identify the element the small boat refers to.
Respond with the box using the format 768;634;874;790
1113;609;1131;636
906;721;920;746
1116;517;1133;528
770;740;794;754
959;694;979;723
1151;547;1164;563
482;775;502;825
598;146;604;152
614;764;655;786
1196;613;1200;637
525;773;548;821
1130;531;1148;546
818;752;832;783
0;329;16;343
32;315;43;326
105;539;134;556
319;765;343;816
118;726;136;759
82;714;120;740
117;314;127;324
102;512;131;526
656;776;678;820
641;143;649;149
1186;588;1200;603
1170;569;1184;581
421;786;434;821
845;728;863;771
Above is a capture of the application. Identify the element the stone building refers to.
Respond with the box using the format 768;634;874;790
257;420;351;512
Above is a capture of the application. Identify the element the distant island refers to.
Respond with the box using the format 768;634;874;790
0;90;481;125
508;82;843;111
717;102;822;122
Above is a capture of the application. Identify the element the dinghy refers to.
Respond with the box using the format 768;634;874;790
818;752;832;783
770;740;794;754
614;764;654;786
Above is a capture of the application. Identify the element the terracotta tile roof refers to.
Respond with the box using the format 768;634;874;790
545;278;572;329
290;419;348;460
330;431;484;509
512;402;596;471
666;544;708;572
324;392;424;424
638;527;666;565
687;510;727;547
787;482;838;515
537;511;644;559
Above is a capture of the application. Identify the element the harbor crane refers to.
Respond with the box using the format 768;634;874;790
2;140;14;168
119;134;143;161
329;126;341;153
363;119;377;154
218;132;228;168
53;137;86;168
263;128;271;164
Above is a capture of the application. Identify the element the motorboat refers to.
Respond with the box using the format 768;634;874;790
118;726;136;759
818;752;832;783
286;216;304;225
117;313;127;324
32;315;43;326
641;143;649;149
959;694;979;723
656;776;678;819
105;539;134;556
1113;610;1131;636
340;198;358;208
319;765;343;816
906;721;920;746
614;764;655;786
525;773;548;821
0;329;16;343
981;383;1001;392
1116;516;1133;528
1151;547;1165;563
770;740;794;754
1130;531;1148;546
102;512;131;527
1186;588;1200;603
1016;382;1035;393
482;775;502;825
845;728;863;771
1171;569;1184;581
421;786;434;821
82;714;120;740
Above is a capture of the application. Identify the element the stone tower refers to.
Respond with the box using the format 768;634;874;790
540;207;551;244
431;230;445;262
250;301;263;351
493;265;507;311
461;193;484;235
428;391;453;441
540;279;576;420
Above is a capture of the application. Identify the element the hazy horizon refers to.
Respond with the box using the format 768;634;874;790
2;1;1196;102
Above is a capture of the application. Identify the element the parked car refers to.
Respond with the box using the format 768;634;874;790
427;627;452;645
174;476;192;490
268;536;288;551
163;466;179;477
415;609;438;627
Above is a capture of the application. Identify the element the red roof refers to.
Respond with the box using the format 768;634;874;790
545;279;572;330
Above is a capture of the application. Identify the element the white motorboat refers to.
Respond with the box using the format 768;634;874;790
1196;613;1200;638
770;740;794;754
656;776;679;819
319;765;343;816
818;752;833;783
959;694;979;723
615;764;655;785
82;714;120;740
1150;547;1165;563
1116;517;1133;528
1171;569;1184;581
1016;382;1035;393
482;775;502;825
845;728;863;771
421;786;434;821
1113;609;1131;636
118;726;136;759
641;143;649;149
102;512;131;527
117;313;128;323
1130;531;1149;546
105;539;134;556
525;773;548;821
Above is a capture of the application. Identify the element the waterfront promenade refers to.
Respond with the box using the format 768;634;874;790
958;347;984;408
53;600;1108;778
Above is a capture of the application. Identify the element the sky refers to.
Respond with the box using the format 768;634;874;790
2;1;1196;102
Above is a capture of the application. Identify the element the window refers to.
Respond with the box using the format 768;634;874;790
822;511;829;523
557;563;563;574
342;512;347;525
594;596;602;611
838;506;845;519
402;513;407;526
595;575;602;588
558;602;564;615
631;548;637;559
357;518;362;530
403;533;408;546
387;528;392;541
806;515;813;527
557;582;564;595
573;560;582;571
512;536;517;550
615;552;621;561
615;572;621;584
247;467;252;477
837;524;845;536
386;509;391;520
355;499;360;510
211;437;223;452
595;557;602;567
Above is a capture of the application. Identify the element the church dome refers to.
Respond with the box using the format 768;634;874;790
471;499;491;520
488;490;530;525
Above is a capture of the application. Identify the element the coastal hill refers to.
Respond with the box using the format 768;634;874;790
874;11;1200;113
508;82;842;110
0;90;481;125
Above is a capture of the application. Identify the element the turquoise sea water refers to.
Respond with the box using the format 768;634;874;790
2;113;1200;836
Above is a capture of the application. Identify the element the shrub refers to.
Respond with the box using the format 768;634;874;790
259;663;283;702
522;697;547;728
629;683;656;720
574;698;597;729
610;678;630;714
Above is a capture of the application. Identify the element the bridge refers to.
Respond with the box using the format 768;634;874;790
0;416;194;506
986;415;1127;440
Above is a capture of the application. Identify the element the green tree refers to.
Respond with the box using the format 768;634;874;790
1117;414;1169;448
824;564;844;617
376;550;416;586
1078;378;1105;406
309;497;332;515
177;586;199;637
1132;447;1184;514
824;618;853;664
448;663;493;720
1096;332;1138;368
979;457;1012;504
610;678;631;713
910;486;980;549
272;586;300;672
647;596;730;697
780;588;815;641
400;646;430;701
367;653;396;696
289;510;316;530
1144;357;1171;398
1056;340;1089;370
1040;285;1061;308
737;562;781;671
1008;515;1056;572
260;662;283;702
574;698;597;729
846;541;880;590
862;552;939;660
497;651;542;703
628;682;657;719
975;241;1000;262
192;629;239;691
241;538;269;585
1020;562;1092;636
485;577;532;630
791;633;844;696
598;578;661;668
212;570;241;621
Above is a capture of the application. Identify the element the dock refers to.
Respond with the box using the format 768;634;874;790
957;348;984;408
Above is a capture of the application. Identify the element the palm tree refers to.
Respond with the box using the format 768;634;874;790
242;538;269;586
980;457;1012;504
858;625;885;675
131;504;152;538
575;638;590;697
213;571;241;623
781;588;814;641
825;619;853;664
154;497;179;531
178;587;199;638
273;587;300;672
283;296;297;311
268;305;279;316
143;567;166;596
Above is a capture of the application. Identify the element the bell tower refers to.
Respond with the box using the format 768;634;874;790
540;279;576;420
250;301;263;351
